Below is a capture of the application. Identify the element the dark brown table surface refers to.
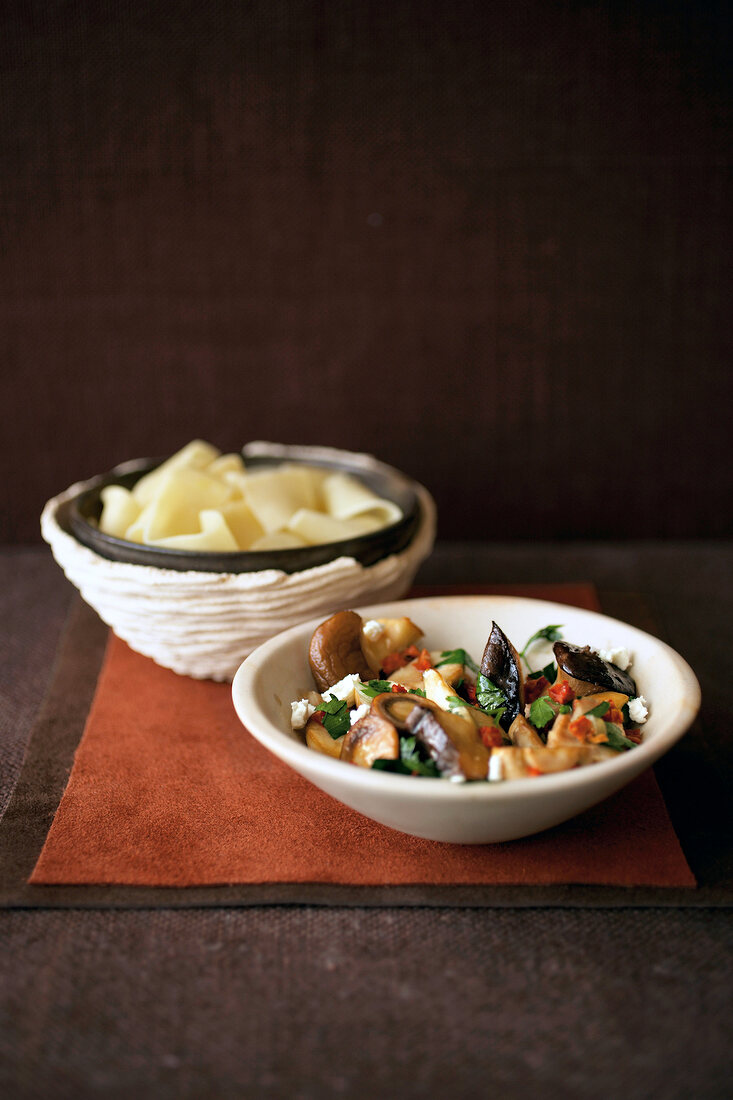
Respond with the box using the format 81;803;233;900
2;542;732;1098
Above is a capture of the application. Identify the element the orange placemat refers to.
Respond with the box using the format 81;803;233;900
29;584;695;890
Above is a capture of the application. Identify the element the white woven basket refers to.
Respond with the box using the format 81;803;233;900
41;445;436;681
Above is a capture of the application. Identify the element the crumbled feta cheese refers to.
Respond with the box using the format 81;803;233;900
350;703;370;726
628;695;649;724
363;619;385;641
596;646;632;671
488;754;504;782
449;773;467;784
323;673;361;706
290;698;316;730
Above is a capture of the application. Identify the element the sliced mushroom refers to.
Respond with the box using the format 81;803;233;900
490;744;598;778
403;703;490;780
480;622;524;732
340;709;400;768
546;712;576;748
422;668;475;732
508;713;544;748
553;642;636;698
305;718;345;759
308;610;371;692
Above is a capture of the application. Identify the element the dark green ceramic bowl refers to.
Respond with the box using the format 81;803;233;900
57;448;423;574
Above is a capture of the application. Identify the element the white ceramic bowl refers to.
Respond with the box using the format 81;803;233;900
232;595;701;843
41;443;436;681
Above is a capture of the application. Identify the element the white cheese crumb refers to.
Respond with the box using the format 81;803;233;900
323;672;361;706
363;619;385;641
628;695;649;724
449;773;467;784
596;646;632;671
488;755;504;782
350;703;370;726
290;698;316;730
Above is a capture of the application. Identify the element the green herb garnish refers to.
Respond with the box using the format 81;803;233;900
520;625;563;661
603;723;637;751
358;679;426;699
371;735;440;777
358;679;395;697
476;673;506;714
528;695;571;730
584;700;611;719
446;695;494;721
399;735;441;776
318;695;352;739
436;648;480;675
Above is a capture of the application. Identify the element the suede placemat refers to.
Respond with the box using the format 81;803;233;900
24;583;694;895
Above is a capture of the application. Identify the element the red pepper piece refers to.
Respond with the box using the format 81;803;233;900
390;683;408;694
605;705;625;727
381;652;404;676
549;681;575;705
568;715;592;742
479;725;503;749
414;648;433;671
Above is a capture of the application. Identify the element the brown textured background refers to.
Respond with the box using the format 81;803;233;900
1;0;731;543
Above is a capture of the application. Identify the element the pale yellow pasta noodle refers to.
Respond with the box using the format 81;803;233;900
322;471;402;527
96;440;403;553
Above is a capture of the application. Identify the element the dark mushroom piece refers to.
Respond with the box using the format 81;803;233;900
308;610;371;693
480;621;524;732
370;694;490;780
553;642;636;698
340;709;399;768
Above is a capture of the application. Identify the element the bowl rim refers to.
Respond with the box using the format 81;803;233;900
59;444;424;574
232;594;702;800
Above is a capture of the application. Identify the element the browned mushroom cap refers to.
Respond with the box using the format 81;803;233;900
480;622;524;732
400;701;490;780
372;692;433;729
308;610;371;692
340;709;399;768
553;642;636;698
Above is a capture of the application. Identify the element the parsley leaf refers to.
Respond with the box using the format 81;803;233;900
520;625;564;660
319;695;352;739
371;735;440;777
603;723;637;751
528;696;556;729
436;648;480;675
447;696;495;725
584;700;610;719
476;673;506;713
358;679;426;699
528;695;570;730
358;679;395;697
447;695;472;710
399;735;441;776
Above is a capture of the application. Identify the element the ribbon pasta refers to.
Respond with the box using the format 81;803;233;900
98;440;402;553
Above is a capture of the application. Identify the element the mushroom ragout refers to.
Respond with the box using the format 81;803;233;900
290;613;649;781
